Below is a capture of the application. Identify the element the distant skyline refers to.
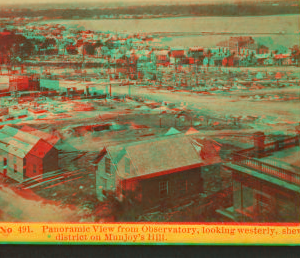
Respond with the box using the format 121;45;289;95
0;0;291;7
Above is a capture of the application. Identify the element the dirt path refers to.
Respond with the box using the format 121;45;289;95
0;185;81;222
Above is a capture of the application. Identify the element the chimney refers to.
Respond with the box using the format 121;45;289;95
253;131;265;158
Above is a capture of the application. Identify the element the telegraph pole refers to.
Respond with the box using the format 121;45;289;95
195;59;198;88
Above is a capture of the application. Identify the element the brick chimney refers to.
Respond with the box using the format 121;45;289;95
86;85;90;96
253;131;265;158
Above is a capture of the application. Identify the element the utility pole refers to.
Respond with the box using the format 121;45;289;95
128;81;131;97
106;75;110;98
82;45;85;63
160;106;162;128
195;60;198;88
110;82;112;97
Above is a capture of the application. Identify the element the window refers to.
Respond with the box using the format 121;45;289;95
125;157;130;174
256;193;273;219
33;164;37;174
178;179;187;194
102;178;107;189
23;159;26;173
3;158;7;167
159;181;168;199
14;164;17;173
279;141;285;149
105;157;111;174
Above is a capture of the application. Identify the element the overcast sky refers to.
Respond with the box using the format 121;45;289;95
2;0;283;7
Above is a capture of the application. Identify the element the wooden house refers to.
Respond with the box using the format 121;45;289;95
274;54;291;66
188;47;204;61
95;134;222;210
151;50;170;65
9;75;40;92
0;126;58;182
255;53;271;66
256;45;269;55
169;49;186;65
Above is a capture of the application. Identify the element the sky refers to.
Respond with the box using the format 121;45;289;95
1;0;286;7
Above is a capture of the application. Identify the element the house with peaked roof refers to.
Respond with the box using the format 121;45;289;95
0;126;58;182
169;49;186;65
95;134;222;210
188;47;204;61
256;45;269;55
151;50;170;65
9;75;40;92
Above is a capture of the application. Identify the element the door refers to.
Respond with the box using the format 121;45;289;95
3;157;7;177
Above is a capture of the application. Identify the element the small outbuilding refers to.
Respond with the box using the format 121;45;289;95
0;126;59;182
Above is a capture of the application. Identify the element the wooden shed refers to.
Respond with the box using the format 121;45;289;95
0;126;58;182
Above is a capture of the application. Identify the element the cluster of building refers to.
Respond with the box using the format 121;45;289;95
0;23;299;222
0;24;298;87
94;126;300;223
2;22;297;69
0;120;300;222
11;23;151;57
